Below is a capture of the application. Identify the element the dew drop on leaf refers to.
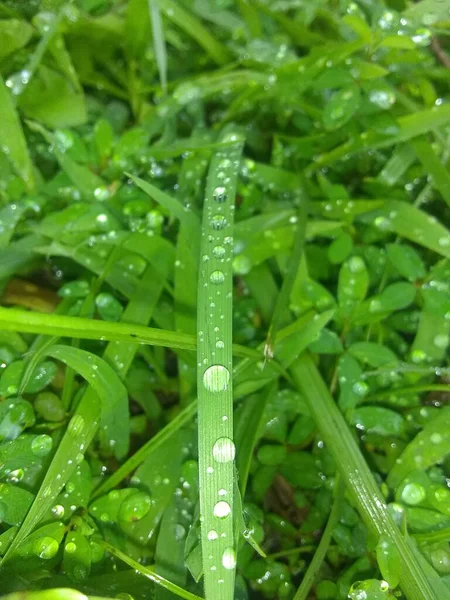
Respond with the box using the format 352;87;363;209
212;437;235;463
212;186;227;203
31;434;53;457
203;365;230;392
222;547;236;570
213;501;231;518
33;536;59;559
210;270;225;284
67;414;85;437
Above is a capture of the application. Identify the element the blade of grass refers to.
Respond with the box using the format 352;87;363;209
411;136;450;208
197;126;244;600
0;74;35;191
293;478;345;600
160;0;231;65
265;189;308;356
102;541;203;600
127;173;200;234
0;307;258;359
27;121;104;199
1;345;127;563
290;353;446;600
149;0;168;94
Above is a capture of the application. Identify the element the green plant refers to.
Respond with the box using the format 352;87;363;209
0;1;450;600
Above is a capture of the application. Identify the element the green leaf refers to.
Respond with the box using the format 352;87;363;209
351;406;405;437
196;127;244;600
0;74;35;190
348;342;398;367
388;408;450;489
0;484;34;526
386;244;426;282
338;256;369;311
323;85;361;131
0;19;33;61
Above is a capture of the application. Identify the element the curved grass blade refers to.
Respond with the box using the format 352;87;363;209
102;541;203;600
149;0;168;94
0;75;35;191
128;173;200;234
160;0;231;65
293;479;345;600
0;308;257;359
1;345;127;563
197;127;244;600
290;353;445;600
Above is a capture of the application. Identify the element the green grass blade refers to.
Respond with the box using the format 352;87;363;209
266;190;308;355
149;0;168;94
128;173;200;233
1;345;126;562
411;136;450;208
102;541;203;600
160;0;231;65
293;479;345;600
197;127;244;599
0;307;257;359
290;353;444;600
27;121;104;199
363;200;450;259
0;74;35;191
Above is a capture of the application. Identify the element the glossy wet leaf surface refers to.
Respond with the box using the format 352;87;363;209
1;1;450;600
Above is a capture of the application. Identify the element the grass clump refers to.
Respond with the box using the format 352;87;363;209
0;1;450;600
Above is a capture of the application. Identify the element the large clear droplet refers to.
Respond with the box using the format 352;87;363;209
213;501;231;518
203;365;230;392
211;215;227;230
212;437;235;463
222;547;236;570
210;270;225;284
213;187;227;203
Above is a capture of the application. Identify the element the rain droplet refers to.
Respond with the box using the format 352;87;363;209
213;187;227;203
34;537;59;559
216;340;225;349
65;541;77;554
207;530;219;541
213;501;231;518
213;245;226;259
212;437;235;463
210;270;225;284
51;504;65;518
401;482;425;505
68;414;85;437
222;547;236;570
31;434;53;457
211;215;227;230
203;365;230;392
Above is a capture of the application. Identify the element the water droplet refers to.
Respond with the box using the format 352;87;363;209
68;414;85;437
434;334;449;349
348;256;365;273
216;340;224;349
210;270;225;284
211;215;227;230
401;482;425;505
6;468;24;484
212;437;235;463
34;537;59;559
213;187;227;203
31;434;53;457
65;541;77;554
118;491;152;522
213;245;226;259
431;433;442;444
213;501;231;518
207;530;218;541
439;236;450;248
203;365;230;392
51;504;65;518
222;547;236;570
